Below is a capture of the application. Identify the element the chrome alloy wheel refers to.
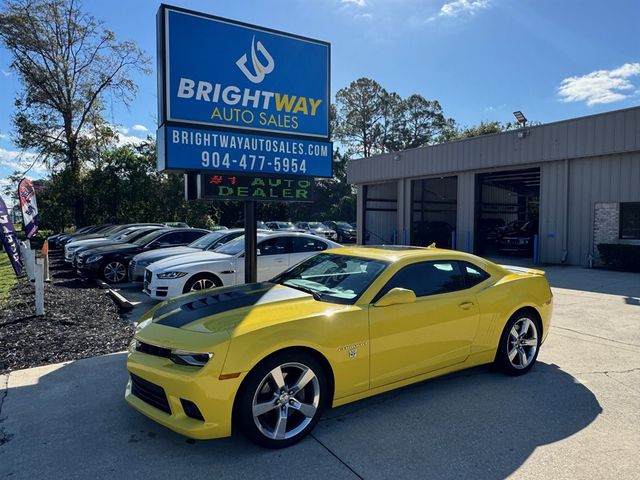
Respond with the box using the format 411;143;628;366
190;278;215;291
104;261;126;283
507;317;538;369
251;362;320;441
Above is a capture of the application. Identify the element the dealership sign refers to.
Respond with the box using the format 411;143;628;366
201;173;313;202
157;5;332;178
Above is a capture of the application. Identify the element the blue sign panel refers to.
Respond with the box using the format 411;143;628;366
162;7;330;139
162;125;332;177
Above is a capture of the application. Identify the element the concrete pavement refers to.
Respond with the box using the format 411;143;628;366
1;266;638;479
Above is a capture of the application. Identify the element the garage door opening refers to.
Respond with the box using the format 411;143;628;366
475;168;540;258
411;176;457;248
363;183;398;245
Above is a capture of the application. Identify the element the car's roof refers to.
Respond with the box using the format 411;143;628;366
325;245;484;262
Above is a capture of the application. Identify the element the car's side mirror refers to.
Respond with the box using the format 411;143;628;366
374;287;416;307
256;248;261;256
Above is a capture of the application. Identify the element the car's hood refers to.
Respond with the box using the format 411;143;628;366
137;283;349;337
75;240;126;251
148;251;233;271
67;237;108;248
134;246;200;264
68;233;105;241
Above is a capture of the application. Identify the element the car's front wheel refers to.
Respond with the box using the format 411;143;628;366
102;260;127;283
236;351;327;448
496;311;541;375
182;273;221;293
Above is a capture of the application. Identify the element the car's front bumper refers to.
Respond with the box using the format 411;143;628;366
126;345;240;440
75;257;102;278
143;270;186;300
128;260;146;283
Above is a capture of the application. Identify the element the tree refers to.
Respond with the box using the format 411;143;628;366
334;78;389;158
455;121;513;139
398;95;451;149
0;0;150;224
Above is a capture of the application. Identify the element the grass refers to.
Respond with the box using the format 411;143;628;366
0;253;18;306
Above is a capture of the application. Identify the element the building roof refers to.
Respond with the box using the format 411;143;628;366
347;105;640;184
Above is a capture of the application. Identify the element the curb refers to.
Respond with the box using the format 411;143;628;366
105;287;135;311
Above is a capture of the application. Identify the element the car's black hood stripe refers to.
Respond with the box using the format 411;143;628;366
153;282;282;328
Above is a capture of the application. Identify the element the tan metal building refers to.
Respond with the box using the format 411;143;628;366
347;106;640;266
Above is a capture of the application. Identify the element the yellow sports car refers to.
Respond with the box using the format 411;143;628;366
126;246;552;448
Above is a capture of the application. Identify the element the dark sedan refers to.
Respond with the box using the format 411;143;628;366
323;221;357;243
75;228;209;283
70;226;165;266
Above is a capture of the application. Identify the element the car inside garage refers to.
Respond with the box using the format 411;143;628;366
474;168;540;258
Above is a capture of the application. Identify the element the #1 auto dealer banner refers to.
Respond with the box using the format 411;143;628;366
18;178;39;239
0;196;23;276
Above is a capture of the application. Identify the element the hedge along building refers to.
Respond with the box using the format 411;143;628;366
347;106;640;267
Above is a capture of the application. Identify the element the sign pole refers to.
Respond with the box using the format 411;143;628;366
244;200;257;284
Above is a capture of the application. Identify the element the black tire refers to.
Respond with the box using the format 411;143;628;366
236;350;327;448
102;260;127;284
182;273;222;294
495;310;542;376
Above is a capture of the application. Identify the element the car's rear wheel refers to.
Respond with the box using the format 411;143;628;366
102;261;127;283
182;273;221;293
236;351;327;448
496;311;541;375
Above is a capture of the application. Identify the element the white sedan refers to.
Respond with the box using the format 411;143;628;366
143;232;341;300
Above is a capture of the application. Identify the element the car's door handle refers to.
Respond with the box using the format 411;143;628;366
458;301;475;310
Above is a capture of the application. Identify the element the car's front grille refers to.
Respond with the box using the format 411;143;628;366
136;341;171;358
130;373;171;414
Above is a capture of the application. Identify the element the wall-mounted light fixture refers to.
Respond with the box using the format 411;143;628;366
513;111;529;138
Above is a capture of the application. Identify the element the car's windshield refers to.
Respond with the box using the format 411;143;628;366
307;222;323;229
189;231;227;249
272;253;388;305
336;222;353;228
110;229;137;241
275;222;294;228
132;229;169;246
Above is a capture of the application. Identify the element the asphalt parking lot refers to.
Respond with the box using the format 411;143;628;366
1;265;638;479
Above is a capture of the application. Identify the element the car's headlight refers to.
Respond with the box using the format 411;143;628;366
170;349;213;367
87;255;103;263
157;271;188;279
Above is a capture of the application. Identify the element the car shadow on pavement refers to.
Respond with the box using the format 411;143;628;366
0;354;601;480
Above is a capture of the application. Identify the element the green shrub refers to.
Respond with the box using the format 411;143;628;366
597;243;640;272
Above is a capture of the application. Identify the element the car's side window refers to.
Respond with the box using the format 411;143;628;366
460;261;490;287
183;230;206;243
259;237;290;256
154;232;183;246
374;260;466;301
290;237;328;253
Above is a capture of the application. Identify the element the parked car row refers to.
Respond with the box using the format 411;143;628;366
227;220;357;243
49;224;343;300
49;224;210;283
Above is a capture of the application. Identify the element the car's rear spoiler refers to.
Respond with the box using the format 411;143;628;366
500;265;546;276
